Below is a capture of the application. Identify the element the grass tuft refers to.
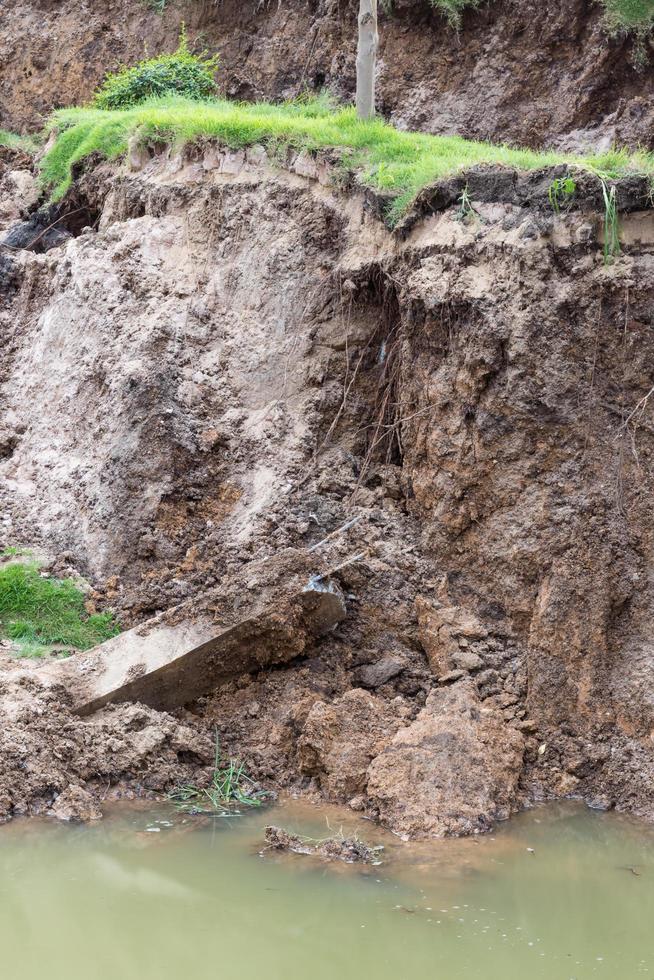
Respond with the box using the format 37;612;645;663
600;177;621;262
40;95;654;224
427;0;483;27
0;130;39;154
169;733;270;814
0;562;119;656
1;546;33;558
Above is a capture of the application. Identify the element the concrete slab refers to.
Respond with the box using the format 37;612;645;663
45;549;347;715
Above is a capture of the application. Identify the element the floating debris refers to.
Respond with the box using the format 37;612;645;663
262;825;383;864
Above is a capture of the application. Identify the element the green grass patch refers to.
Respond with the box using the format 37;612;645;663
0;130;24;150
601;0;654;63
0;562;119;656
169;733;270;814
601;0;654;29
40;94;654;224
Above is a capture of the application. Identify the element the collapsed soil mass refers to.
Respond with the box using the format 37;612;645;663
1;1;654;836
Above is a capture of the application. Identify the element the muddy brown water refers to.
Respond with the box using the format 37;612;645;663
1;799;652;979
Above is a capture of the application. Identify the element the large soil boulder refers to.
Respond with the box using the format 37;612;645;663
366;680;525;839
298;689;404;800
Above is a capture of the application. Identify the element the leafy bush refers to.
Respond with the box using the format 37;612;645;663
0;562;119;653
93;31;219;111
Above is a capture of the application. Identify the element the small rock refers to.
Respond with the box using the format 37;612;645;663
438;670;465;684
51;785;102;823
452;649;483;672
357;656;405;689
587;795;612;812
516;719;538;733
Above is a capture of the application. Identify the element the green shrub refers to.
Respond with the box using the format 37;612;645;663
0;562;119;653
93;30;219;111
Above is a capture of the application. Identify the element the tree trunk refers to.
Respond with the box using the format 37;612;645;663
356;0;378;121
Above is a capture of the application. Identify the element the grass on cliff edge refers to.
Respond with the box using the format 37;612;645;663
0;561;119;657
41;96;654;225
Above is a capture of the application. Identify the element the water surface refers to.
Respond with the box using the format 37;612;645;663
1;799;652;979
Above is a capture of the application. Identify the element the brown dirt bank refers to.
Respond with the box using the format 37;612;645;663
1;0;653;152
2;143;654;834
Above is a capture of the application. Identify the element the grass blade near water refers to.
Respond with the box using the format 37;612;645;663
169;734;270;815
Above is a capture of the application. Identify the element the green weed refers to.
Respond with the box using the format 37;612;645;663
169;733;270;814
0;562;119;656
381;0;483;25
600;177;621;263
548;175;577;213
455;183;481;222
39;95;654;226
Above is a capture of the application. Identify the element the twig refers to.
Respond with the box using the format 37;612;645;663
296;23;322;96
620;384;654;434
307;515;362;553
310;551;368;582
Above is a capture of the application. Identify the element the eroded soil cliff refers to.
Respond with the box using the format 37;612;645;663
2;0;653;151
1;136;654;834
